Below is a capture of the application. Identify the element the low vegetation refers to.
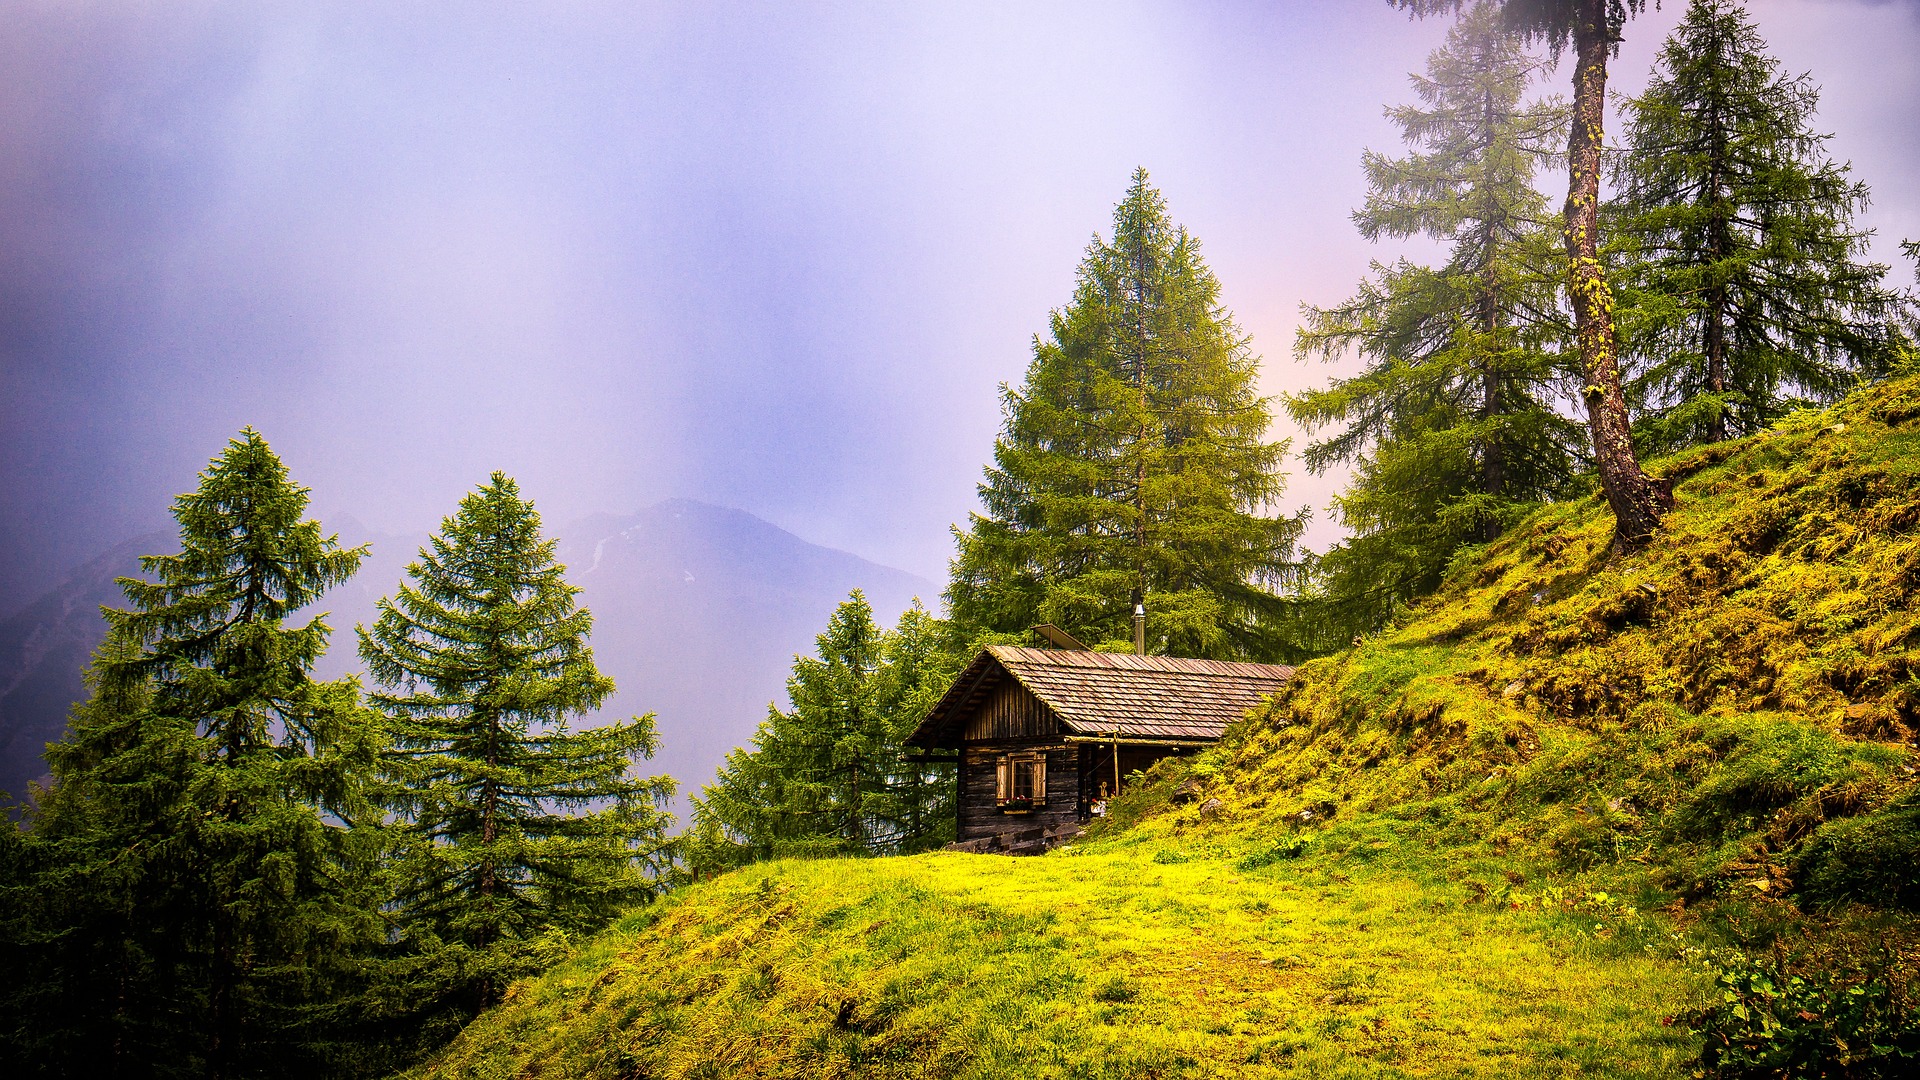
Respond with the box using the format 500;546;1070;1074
414;845;1698;1079
412;373;1920;1077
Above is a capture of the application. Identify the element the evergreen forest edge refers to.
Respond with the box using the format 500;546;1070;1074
5;1;1920;1075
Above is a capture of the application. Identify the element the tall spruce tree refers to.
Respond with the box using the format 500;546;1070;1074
358;473;674;1014
2;633;194;1079
690;593;955;869
2;429;383;1080
1396;0;1671;549
947;170;1302;660
1614;0;1909;449
1293;1;1581;636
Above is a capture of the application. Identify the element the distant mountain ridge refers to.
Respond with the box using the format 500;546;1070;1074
0;500;932;816
0;532;170;803
551;499;933;814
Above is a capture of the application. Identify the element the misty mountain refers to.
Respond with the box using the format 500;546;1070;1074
0;532;170;804
0;500;933;818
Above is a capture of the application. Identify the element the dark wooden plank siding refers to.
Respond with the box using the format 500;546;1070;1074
957;745;1083;841
961;681;1059;742
956;749;999;841
1042;747;1080;828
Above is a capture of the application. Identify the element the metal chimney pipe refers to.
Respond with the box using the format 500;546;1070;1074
1132;602;1146;656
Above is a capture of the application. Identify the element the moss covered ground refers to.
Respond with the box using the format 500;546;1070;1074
412;844;1696;1079
412;377;1920;1078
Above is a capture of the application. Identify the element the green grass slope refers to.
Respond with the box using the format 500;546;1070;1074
411;850;1693;1079
414;377;1920;1079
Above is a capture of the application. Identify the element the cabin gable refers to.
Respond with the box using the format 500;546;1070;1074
961;679;1060;743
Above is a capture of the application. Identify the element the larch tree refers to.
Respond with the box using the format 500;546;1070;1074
1395;0;1671;549
2;429;384;1080
689;593;955;871
358;473;674;1015
1293;1;1581;636
872;601;960;851
947;169;1302;660
1614;0;1910;450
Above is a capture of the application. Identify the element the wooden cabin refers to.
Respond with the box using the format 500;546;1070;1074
905;645;1293;847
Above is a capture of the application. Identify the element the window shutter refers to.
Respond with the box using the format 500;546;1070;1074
1033;754;1047;806
996;757;1010;802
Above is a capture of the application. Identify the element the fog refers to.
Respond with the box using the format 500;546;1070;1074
4;0;1916;612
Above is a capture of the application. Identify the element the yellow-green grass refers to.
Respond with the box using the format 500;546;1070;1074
417;376;1920;1078
413;838;1700;1079
1159;375;1920;913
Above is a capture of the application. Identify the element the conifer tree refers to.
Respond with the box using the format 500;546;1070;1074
874;602;960;849
947;170;1302;659
1614;0;1910;449
1396;0;1671;549
2;429;383;1080
1293;2;1581;635
358;473;674;1014
2;633;195;1078
690;593;955;868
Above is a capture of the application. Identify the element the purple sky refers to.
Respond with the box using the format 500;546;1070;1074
4;0;1917;611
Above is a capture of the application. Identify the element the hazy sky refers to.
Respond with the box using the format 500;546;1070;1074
4;0;1917;612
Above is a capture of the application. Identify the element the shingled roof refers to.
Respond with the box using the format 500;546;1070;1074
907;645;1293;748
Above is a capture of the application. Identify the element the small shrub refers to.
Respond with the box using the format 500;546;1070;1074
1678;952;1920;1078
1666;721;1854;840
1085;759;1192;838
1795;794;1920;911
1235;835;1314;871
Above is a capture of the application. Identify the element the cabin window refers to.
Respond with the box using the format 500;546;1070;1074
994;752;1046;810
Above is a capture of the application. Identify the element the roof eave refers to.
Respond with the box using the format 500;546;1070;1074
903;647;1003;749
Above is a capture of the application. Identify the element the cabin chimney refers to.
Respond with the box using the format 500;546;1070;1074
1132;598;1146;656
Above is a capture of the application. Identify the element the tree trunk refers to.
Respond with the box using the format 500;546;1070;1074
1133;258;1150;608
1704;84;1730;444
908;764;920;845
1478;82;1506;544
1704;285;1728;442
850;761;862;849
208;913;234;1080
1566;0;1671;549
479;706;498;1004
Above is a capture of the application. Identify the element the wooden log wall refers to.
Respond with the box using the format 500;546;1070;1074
956;745;1084;841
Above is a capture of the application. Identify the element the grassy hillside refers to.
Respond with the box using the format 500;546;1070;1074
411;848;1694;1079
413;377;1920;1079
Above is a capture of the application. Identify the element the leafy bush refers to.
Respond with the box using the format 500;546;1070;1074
1665;721;1855;840
1679;952;1920;1078
1796;794;1920;911
1083;759;1191;839
1235;835;1314;871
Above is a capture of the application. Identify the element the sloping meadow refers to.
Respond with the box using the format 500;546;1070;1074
410;848;1698;1079
1123;375;1920;1069
1179;375;1920;911
408;377;1920;1079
